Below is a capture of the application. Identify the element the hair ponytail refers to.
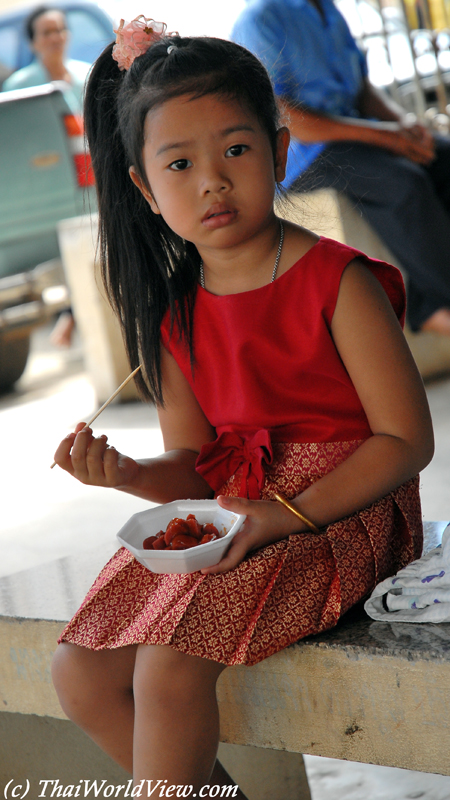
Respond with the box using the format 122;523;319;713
84;44;199;404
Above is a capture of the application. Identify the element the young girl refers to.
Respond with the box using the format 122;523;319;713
52;17;434;797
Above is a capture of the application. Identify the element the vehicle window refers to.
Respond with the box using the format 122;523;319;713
0;24;20;71
66;9;113;63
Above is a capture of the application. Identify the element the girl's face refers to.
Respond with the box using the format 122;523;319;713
130;93;289;258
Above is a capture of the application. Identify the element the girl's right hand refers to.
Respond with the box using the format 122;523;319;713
53;422;140;488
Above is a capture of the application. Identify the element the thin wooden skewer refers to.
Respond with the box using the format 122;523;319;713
50;365;141;469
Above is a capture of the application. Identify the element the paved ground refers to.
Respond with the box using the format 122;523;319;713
0;325;160;576
304;756;450;799
2;322;450;798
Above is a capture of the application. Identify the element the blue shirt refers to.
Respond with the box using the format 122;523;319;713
232;0;368;186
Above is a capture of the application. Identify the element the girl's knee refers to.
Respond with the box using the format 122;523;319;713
51;644;79;720
52;643;97;721
51;642;135;724
133;645;225;708
51;643;80;692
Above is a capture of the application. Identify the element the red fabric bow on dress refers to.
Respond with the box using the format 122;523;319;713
195;430;273;499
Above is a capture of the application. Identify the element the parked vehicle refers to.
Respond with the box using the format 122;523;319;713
0;2;113;391
0;80;98;391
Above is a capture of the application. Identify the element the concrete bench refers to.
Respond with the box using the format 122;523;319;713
283;189;450;380
1;521;449;799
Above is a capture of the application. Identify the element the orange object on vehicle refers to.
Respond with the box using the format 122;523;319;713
63;114;95;187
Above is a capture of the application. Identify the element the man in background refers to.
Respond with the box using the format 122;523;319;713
233;0;450;336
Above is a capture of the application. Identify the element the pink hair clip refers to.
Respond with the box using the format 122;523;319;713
112;15;178;71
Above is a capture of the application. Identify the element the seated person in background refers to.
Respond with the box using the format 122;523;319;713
2;4;89;114
233;0;450;336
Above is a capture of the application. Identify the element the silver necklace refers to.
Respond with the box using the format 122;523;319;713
199;220;284;290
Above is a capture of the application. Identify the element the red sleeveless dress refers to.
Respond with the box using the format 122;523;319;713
59;238;422;665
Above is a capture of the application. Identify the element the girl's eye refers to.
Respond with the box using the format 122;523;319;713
225;144;248;158
168;159;192;171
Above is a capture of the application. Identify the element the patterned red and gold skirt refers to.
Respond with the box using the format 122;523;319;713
58;440;422;666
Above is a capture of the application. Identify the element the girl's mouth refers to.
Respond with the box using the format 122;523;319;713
202;205;238;229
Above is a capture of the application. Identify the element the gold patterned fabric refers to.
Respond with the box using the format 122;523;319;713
58;440;422;666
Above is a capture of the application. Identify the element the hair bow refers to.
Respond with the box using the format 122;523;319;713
112;15;178;71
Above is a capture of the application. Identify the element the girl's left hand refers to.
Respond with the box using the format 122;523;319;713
201;495;307;575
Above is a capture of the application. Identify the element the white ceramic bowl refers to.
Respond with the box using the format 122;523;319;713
116;499;246;574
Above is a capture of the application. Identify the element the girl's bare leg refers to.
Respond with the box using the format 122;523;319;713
51;641;137;772
133;645;242;791
52;642;248;798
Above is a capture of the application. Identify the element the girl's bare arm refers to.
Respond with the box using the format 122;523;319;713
294;259;434;520
53;347;216;503
206;260;434;574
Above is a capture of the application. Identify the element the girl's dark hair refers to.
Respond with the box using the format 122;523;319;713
84;35;281;403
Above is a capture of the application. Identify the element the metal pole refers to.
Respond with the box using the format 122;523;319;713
398;0;429;116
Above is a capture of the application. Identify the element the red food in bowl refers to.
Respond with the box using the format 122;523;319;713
199;533;217;544
143;515;220;551
170;533;199;550
152;536;167;550
202;523;219;538
164;517;190;545
143;535;158;550
186;514;203;539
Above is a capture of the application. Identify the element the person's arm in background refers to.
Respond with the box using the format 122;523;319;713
280;79;435;165
357;79;435;151
232;0;435;166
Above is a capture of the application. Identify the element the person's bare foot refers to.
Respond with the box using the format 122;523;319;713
50;311;75;347
421;308;450;336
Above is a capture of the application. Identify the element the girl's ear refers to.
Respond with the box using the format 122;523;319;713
129;166;161;215
274;127;290;183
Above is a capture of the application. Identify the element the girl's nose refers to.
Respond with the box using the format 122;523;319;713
204;183;228;194
201;166;232;195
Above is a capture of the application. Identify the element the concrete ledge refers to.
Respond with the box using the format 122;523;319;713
0;616;311;798
218;613;450;774
0;617;65;719
3;612;449;776
0;543;312;799
1;523;449;781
